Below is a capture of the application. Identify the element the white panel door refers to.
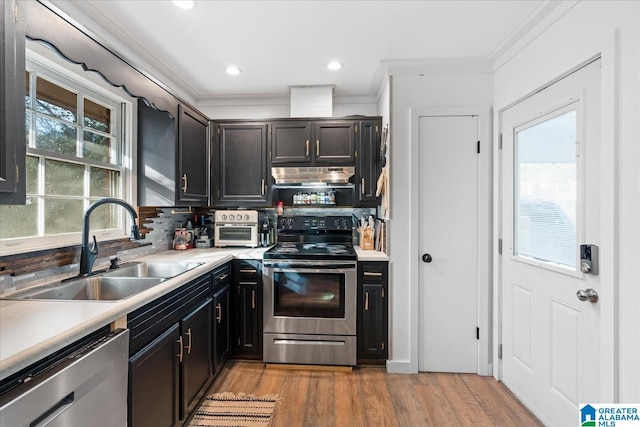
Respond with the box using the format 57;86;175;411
501;60;602;426
419;115;478;373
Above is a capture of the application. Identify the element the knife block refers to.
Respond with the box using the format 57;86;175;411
360;228;374;250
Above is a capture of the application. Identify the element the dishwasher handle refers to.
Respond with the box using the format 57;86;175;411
31;392;75;427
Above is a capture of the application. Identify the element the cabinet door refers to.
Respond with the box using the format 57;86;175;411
357;262;388;360
355;120;381;206
213;283;230;373
129;323;180;427
235;282;261;355
270;121;312;164
0;0;26;205
177;104;209;205
214;123;269;206
313;120;356;164
137;101;176;206
180;298;213;420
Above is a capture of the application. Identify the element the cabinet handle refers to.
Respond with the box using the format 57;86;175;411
316;140;320;156
216;273;228;282
251;290;256;309
261;179;265;196
364;291;369;311
239;269;257;274
184;328;192;354
361;178;365;195
364;271;383;277
306;140;309;157
177;336;184;363
181;174;188;192
216;303;222;323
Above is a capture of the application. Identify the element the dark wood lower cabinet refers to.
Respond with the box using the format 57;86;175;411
357;261;389;362
128;323;180;427
213;282;230;373
180;299;213;419
231;260;263;358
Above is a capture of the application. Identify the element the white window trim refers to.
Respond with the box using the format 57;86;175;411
0;42;135;256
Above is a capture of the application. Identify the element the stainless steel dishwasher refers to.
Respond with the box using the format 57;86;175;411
0;328;129;427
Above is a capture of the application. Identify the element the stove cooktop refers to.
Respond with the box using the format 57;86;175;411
264;242;357;260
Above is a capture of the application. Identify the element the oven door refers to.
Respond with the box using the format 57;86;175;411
263;260;356;336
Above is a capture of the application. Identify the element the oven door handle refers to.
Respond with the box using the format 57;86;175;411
264;265;356;273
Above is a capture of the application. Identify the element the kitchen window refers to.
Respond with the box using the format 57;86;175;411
0;47;133;254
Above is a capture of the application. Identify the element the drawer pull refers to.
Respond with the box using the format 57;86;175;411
185;328;192;354
239;269;257;274
177;336;184;363
216;273;229;282
216;303;222;323
239;281;258;285
363;271;383;277
364;291;369;311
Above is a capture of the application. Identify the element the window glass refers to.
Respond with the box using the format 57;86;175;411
0;198;39;239
83;131;113;163
44;199;84;234
515;108;577;268
26;155;39;195
89;203;121;230
25;71;31;108
36;116;77;155
35;76;77;122
84;98;111;133
90;168;120;197
45;159;84;196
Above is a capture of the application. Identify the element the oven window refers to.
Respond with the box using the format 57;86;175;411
218;227;253;241
273;271;345;318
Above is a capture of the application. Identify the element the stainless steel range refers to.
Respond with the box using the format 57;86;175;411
263;215;357;366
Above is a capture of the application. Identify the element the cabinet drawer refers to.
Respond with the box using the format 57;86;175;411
358;262;387;283
233;259;262;280
213;264;231;290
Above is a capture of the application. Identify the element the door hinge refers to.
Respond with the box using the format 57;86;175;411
477;140;480;154
476;327;480;340
498;238;502;255
498;343;503;360
498;133;503;149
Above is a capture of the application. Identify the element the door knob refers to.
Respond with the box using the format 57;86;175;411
576;288;599;303
422;253;432;263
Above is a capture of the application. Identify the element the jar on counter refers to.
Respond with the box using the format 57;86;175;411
276;201;284;216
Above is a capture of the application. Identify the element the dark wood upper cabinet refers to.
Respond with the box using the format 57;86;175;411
269;119;356;166
0;0;26;205
355;120;381;206
212;122;269;207
313;120;356;164
270;121;312;164
177;105;209;205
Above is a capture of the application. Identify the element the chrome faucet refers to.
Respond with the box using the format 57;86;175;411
79;198;141;276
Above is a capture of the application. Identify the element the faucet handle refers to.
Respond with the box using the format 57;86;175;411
90;235;98;255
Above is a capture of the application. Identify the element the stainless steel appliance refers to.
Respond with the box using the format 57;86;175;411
214;210;259;247
0;328;129;427
263;215;357;366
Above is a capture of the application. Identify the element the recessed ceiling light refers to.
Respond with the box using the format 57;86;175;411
225;66;241;76
327;61;343;71
172;0;196;10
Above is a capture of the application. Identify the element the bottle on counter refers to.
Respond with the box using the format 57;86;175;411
276;201;284;216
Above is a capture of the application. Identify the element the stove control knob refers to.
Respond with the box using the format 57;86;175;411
229;214;235;220
221;214;227;221
286;218;295;228
245;214;250;221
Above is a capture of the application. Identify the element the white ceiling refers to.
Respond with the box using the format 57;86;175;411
49;0;558;102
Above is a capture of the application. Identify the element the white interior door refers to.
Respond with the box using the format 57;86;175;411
419;115;479;373
500;60;602;426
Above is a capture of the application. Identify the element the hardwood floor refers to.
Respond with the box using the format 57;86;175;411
205;361;543;426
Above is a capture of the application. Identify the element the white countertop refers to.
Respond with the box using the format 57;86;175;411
0;245;387;381
0;246;268;381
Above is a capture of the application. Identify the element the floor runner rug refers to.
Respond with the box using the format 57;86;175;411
188;392;279;427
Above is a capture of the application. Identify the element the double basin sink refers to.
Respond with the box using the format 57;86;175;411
2;261;203;302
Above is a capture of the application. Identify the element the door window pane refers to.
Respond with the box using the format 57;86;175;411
45;159;84;196
515;109;577;268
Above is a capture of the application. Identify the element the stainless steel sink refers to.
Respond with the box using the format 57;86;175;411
3;276;166;301
0;261;204;301
104;261;203;279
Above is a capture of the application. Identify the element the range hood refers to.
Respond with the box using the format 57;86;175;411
272;167;355;185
